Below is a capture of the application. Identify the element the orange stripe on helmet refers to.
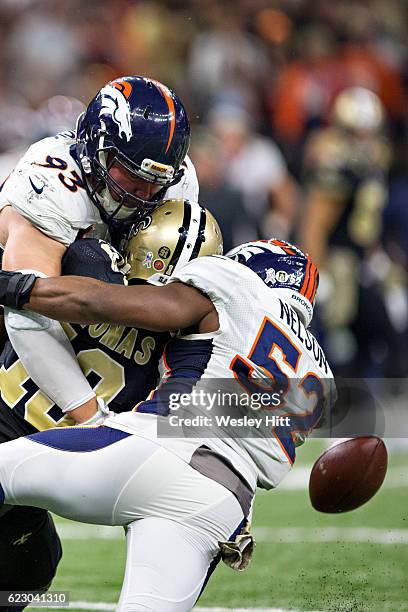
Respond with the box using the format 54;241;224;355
300;259;311;297
150;79;176;154
306;264;319;302
304;261;318;302
270;239;296;255
111;79;133;100
305;262;316;301
305;264;316;301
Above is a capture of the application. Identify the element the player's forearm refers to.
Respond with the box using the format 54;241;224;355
26;276;119;324
26;276;167;329
0;272;212;332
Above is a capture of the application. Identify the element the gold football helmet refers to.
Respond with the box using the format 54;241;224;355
331;87;385;133
126;199;223;284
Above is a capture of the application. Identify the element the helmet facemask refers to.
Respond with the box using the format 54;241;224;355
78;127;184;230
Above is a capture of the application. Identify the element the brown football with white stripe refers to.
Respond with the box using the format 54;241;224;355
309;437;388;513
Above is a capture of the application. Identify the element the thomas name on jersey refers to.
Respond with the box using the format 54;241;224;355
63;322;157;366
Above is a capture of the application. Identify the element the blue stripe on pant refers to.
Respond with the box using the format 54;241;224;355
196;516;247;602
26;426;130;452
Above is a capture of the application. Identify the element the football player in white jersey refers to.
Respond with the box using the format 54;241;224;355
0;75;197;426
0;76;197;604
0;240;335;611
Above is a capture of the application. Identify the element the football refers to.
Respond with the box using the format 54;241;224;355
309;437;388;513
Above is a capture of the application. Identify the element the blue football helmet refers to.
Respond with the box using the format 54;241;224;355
226;239;319;327
76;76;190;230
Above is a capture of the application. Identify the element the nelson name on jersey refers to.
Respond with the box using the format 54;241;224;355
278;299;329;374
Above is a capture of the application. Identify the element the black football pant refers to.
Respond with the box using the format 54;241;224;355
0;413;62;611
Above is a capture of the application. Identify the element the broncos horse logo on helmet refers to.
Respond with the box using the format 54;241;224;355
75;76;190;231
226;239;319;327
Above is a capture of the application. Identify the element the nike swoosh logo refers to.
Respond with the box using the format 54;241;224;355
29;176;44;194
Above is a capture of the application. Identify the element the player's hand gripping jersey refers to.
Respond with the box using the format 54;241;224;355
0;132;199;247
107;253;335;491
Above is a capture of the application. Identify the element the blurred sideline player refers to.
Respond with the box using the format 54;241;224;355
300;87;404;377
0;200;221;603
0;240;335;611
0;75;197;427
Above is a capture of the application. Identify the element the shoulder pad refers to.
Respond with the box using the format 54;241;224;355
62;238;126;284
0;137;100;245
168;255;251;305
165;155;199;203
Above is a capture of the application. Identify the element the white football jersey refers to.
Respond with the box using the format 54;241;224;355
0;132;199;247
106;255;336;492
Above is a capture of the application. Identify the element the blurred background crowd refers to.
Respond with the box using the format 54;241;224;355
1;0;408;379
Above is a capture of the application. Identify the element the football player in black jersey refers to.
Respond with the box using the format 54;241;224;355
300;87;403;377
0;199;222;605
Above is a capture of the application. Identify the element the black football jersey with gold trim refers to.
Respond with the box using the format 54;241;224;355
305;127;391;253
0;239;169;434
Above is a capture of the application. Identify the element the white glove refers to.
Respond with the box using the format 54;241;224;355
80;397;114;426
218;521;255;572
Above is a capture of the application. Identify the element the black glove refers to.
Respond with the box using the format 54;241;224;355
0;271;37;309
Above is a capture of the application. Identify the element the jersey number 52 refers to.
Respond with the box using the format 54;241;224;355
230;317;326;463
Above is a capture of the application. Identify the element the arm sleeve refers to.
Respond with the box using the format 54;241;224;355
4;270;96;412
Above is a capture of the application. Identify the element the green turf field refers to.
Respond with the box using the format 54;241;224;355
36;440;408;612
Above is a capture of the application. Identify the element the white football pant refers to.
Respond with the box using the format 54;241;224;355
0;429;244;611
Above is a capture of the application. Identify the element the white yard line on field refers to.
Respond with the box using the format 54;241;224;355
275;464;408;491
255;526;408;544
50;605;298;612
196;609;299;612
56;523;408;544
